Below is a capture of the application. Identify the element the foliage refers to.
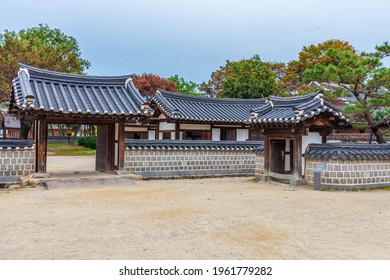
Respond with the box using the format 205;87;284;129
0;24;90;102
200;55;277;98
279;39;355;92
168;75;204;96
77;136;96;150
302;42;390;143
132;74;178;97
266;61;286;81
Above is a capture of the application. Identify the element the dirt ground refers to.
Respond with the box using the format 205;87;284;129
1;172;389;260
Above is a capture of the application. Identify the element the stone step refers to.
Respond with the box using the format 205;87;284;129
0;176;22;188
44;176;136;189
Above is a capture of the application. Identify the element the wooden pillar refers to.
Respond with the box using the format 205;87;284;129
35;116;47;173
264;134;271;177
293;134;303;181
319;129;331;143
175;122;180;140
114;122;125;171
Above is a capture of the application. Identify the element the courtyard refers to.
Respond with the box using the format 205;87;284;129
0;175;389;260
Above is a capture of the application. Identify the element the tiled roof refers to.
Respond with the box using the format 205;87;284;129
327;133;390;143
152;89;265;124
153;90;347;126
0;139;34;150
249;91;347;124
125;139;263;151
252;145;265;154
11;64;146;116
304;143;390;160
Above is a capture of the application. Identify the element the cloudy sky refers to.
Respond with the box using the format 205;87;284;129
1;0;389;83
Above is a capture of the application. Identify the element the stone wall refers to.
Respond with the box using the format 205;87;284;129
124;140;263;179
305;143;390;190
305;159;390;189
254;153;265;177
0;140;35;176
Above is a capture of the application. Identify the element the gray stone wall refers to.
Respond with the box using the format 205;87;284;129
305;158;390;190
124;149;256;178
0;148;35;176
255;153;265;177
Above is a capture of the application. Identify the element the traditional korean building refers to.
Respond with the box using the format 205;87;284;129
248;92;348;184
8;64;351;186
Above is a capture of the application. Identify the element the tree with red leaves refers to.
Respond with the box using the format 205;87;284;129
132;73;178;97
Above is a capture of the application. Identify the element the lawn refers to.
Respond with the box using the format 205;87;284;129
47;143;96;156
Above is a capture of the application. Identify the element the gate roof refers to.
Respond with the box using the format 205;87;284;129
10;64;146;122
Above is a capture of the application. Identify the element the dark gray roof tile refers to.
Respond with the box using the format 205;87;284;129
153;89;265;124
304;143;390;160
125;139;263;151
250;90;347;124
11;64;146;116
0;139;34;150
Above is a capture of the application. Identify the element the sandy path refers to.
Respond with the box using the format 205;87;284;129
0;177;389;260
47;156;95;173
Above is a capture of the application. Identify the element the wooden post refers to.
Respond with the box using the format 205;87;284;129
36;116;47;173
264;134;270;177
175;122;180;140
115;121;125;171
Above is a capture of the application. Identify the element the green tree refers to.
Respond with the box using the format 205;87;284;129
302;42;390;143
279;39;355;92
168;75;203;96
0;24;91;102
200;55;277;98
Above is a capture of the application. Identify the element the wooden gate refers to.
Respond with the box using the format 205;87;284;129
95;123;125;172
96;125;114;172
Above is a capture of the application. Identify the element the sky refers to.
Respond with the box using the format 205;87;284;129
1;0;389;83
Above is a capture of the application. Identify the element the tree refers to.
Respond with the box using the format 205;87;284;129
302;42;390;143
0;24;91;102
279;39;355;92
167;75;203;96
200;55;277;98
132;74;178;97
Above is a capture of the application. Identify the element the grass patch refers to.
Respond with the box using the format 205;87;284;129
247;177;262;183
47;143;96;156
370;186;390;191
55;148;96;156
47;143;72;147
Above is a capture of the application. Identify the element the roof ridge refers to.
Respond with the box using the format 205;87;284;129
18;63;131;85
158;89;265;104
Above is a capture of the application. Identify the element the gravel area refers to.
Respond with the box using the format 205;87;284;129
0;176;389;260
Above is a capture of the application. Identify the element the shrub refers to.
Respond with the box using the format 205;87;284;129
77;137;85;146
84;136;96;149
77;136;96;150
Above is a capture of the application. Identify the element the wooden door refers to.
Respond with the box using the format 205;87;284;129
271;140;285;173
96;125;114;172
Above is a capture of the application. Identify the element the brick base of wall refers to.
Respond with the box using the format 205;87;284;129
0;149;35;176
255;154;265;177
305;158;390;190
124;150;256;178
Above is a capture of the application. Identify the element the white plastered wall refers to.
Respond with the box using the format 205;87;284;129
212;128;221;141
148;130;156;140
301;132;322;175
236;129;248;141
